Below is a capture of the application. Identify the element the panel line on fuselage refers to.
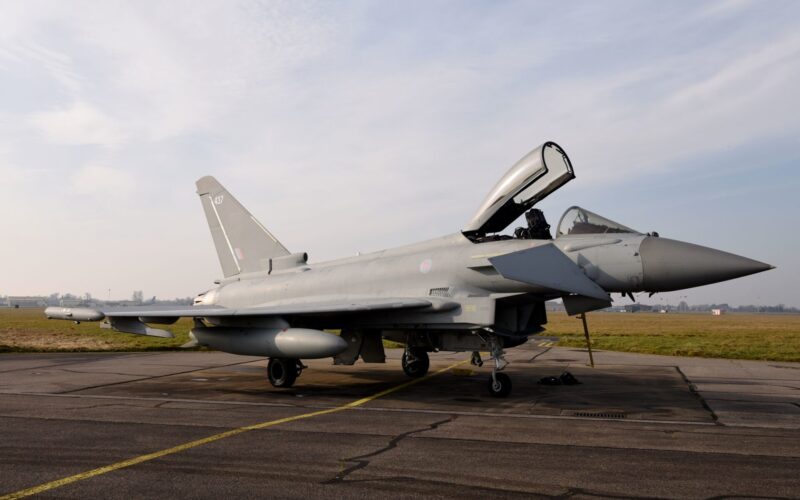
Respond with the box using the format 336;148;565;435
208;194;241;274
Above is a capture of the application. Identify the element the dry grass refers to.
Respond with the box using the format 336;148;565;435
547;311;800;362
2;308;799;362
0;308;194;352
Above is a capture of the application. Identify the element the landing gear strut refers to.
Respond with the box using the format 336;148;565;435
402;347;430;378
486;335;511;398
267;357;301;388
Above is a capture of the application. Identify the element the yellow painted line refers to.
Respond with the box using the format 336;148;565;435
1;360;467;500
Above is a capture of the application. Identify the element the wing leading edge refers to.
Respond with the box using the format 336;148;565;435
45;297;436;337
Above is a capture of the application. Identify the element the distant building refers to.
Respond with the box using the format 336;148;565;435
625;304;652;313
711;309;725;316
6;296;47;308
59;297;86;307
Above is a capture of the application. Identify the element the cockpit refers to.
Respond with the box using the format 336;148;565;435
461;141;646;243
556;206;640;237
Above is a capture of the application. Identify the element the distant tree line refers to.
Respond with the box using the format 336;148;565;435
0;292;194;307
650;301;798;313
680;302;798;313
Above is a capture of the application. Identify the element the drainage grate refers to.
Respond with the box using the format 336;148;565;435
572;411;626;419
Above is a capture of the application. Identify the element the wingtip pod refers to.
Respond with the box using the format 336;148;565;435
45;307;105;322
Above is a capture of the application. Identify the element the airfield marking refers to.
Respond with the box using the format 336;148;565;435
0;360;467;500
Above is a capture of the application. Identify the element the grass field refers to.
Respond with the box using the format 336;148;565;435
1;308;799;362
0;308;194;352
546;311;800;362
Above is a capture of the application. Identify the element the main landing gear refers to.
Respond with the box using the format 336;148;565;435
267;358;305;388
402;347;430;378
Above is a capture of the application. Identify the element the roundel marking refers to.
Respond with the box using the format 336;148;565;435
419;259;433;274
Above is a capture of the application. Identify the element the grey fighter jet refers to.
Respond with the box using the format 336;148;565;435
46;142;773;397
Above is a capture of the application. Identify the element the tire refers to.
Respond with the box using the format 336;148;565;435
267;358;298;388
401;348;430;378
487;372;512;398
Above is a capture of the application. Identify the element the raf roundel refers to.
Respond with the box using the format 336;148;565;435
419;259;433;274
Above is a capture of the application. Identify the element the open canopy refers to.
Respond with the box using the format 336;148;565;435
463;142;574;236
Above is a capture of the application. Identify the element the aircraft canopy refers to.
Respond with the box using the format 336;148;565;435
556;206;639;237
463;142;575;235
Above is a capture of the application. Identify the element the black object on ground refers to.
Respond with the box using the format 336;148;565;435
538;371;581;386
538;376;561;385
560;371;581;385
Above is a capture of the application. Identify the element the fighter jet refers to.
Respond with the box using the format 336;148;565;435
46;142;773;397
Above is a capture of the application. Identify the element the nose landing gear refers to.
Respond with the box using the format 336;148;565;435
488;372;512;397
485;334;512;398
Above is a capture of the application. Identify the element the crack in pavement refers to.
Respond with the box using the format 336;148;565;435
55;358;261;394
0;353;163;374
321;473;675;499
323;416;457;484
57;368;148;377
675;366;720;424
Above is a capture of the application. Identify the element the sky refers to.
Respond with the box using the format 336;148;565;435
0;0;798;307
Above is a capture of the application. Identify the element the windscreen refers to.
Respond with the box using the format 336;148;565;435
557;206;639;236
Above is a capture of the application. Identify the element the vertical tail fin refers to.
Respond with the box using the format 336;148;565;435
196;176;289;277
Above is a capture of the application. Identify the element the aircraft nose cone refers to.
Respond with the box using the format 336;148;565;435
640;237;774;292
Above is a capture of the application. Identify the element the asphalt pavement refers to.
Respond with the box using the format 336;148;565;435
1;343;798;499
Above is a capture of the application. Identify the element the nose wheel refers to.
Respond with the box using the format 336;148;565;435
488;372;512;397
267;357;301;388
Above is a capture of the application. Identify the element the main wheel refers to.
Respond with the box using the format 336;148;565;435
401;348;430;378
267;358;298;388
487;372;512;398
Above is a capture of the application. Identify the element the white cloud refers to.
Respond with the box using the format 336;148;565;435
27;101;125;146
70;165;135;196
0;1;796;304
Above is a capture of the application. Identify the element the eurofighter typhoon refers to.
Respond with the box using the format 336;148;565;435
46;142;773;396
